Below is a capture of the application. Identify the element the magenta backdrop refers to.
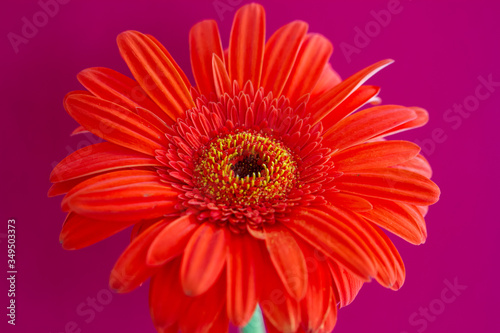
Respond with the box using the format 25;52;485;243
1;0;499;332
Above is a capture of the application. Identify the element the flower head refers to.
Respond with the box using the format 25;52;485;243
50;3;440;332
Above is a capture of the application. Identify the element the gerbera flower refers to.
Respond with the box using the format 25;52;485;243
50;3;440;333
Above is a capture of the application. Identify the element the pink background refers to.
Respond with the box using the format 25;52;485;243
1;0;499;332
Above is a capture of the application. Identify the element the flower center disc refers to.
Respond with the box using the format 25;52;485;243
194;131;298;205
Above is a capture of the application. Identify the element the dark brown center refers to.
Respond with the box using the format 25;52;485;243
230;153;264;178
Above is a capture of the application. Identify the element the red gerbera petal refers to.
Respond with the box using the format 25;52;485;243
260;255;301;333
319;84;381;128
50;142;162;183
178;274;227;332
332;140;421;171
62;170;179;221
261;21;308;97
110;220;168;293
149;258;189;330
361;198;427;245
378;106;429;138
226;235;259;326
392;153;433;178
77;67;164;116
212;54;232;98
324;192;374;212
189;20;224;97
147;214;198;266
281;33;333;105
324;105;417;150
336;168;440;205
146;33;192;90
286;206;377;280
311;63;342;97
264;225;308;300
60;213;137;250
64;93;168;155
299;244;335;332
309;59;392;125
228;3;265;88
180;223;228;296
117;30;194;122
328;260;364;308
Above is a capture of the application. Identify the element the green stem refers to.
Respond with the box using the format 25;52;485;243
241;306;266;333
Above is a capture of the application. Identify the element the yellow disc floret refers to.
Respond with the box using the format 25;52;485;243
194;130;298;205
